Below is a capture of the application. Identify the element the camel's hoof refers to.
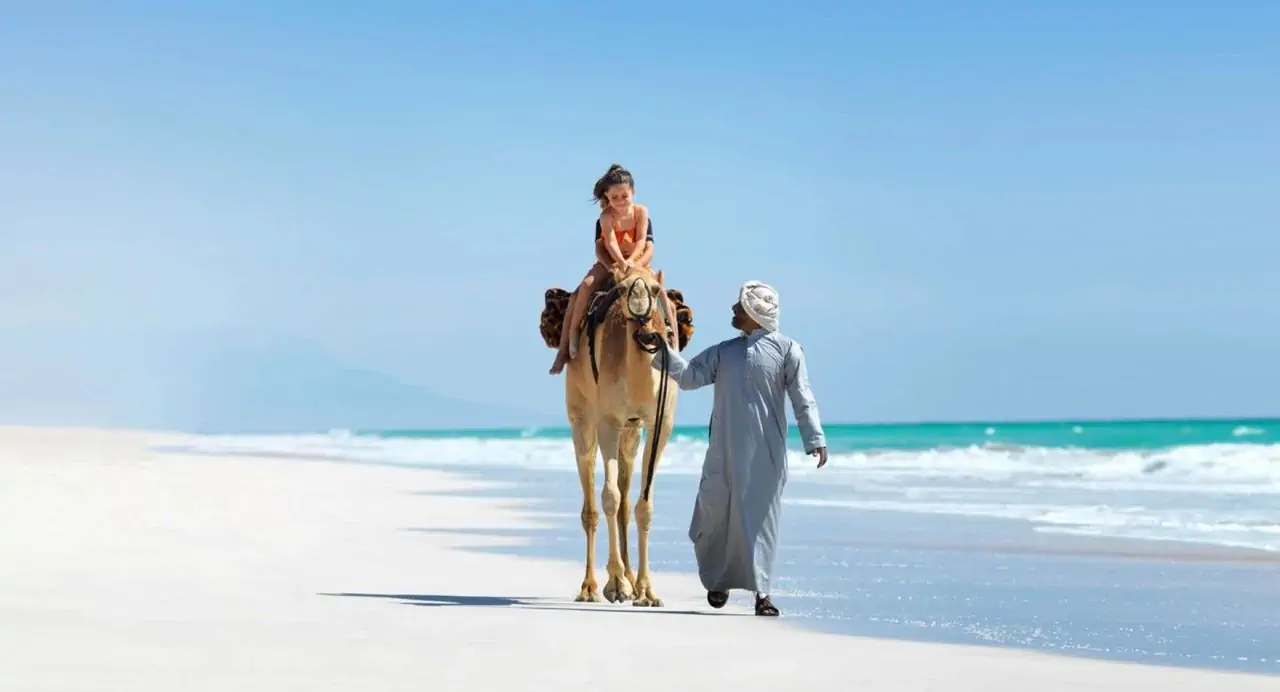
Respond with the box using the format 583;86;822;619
633;583;664;607
603;575;635;604
603;585;634;603
575;587;604;603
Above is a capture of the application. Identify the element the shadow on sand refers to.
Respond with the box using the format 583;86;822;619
320;591;749;617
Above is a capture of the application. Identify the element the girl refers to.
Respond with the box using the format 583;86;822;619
549;164;677;375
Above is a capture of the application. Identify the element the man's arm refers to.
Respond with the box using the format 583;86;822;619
784;342;826;456
651;341;721;391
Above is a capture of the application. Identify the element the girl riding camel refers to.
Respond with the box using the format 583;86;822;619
549;164;677;375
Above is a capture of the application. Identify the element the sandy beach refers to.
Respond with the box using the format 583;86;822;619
1;426;1275;691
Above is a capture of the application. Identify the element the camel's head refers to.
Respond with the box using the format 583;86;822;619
612;264;667;339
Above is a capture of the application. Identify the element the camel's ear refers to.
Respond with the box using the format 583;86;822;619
655;270;665;286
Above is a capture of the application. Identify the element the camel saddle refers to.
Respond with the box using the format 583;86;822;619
539;276;695;355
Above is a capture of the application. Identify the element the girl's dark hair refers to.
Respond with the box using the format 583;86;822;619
592;164;634;209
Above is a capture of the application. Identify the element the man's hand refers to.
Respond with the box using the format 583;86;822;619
809;446;828;469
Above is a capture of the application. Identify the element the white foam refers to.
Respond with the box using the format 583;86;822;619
785;498;1280;551
170;431;715;475
170;432;1280;489
166;432;1280;552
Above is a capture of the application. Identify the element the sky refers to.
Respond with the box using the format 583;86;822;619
2;1;1278;432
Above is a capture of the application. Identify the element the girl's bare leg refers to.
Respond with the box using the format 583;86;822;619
568;266;608;359
550;264;609;375
549;286;579;375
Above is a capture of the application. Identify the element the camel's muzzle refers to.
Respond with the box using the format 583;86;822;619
624;277;654;323
623;275;670;355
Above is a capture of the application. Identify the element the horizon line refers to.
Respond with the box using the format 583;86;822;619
357;414;1278;436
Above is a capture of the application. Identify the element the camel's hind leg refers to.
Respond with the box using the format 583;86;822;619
616;421;643;593
633;413;675;608
570;417;603;603
598;422;635;604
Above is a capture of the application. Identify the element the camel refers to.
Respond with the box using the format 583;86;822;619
539;264;696;607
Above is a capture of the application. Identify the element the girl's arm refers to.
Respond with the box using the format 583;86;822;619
625;205;649;263
601;211;628;266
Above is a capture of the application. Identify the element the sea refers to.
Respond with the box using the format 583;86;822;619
171;418;1280;675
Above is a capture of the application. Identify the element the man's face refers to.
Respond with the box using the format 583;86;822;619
731;301;748;331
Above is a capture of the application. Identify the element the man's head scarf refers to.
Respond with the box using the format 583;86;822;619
739;280;780;332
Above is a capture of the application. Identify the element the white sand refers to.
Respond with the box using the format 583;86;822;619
1;426;1274;691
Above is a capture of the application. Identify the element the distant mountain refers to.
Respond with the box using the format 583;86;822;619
161;338;552;434
0;330;551;434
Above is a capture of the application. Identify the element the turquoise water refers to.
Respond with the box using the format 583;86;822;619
181;417;1280;551
365;417;1278;451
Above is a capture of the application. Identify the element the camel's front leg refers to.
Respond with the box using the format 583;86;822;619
616;421;643;592
633;417;674;608
598;422;635;604
571;418;603;603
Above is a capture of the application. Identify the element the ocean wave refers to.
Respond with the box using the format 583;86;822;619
170;431;1280;491
786;498;1280;550
164;431;1280;552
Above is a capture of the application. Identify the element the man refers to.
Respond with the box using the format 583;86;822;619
649;280;827;617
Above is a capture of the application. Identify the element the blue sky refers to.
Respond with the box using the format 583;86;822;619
2;2;1278;431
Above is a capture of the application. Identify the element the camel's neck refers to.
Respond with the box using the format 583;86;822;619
621;325;659;395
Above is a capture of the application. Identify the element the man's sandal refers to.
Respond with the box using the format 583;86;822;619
754;594;779;617
707;591;729;609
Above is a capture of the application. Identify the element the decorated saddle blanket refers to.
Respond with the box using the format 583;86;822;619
539;276;695;352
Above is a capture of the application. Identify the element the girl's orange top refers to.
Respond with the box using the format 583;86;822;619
612;216;635;245
594;208;654;246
